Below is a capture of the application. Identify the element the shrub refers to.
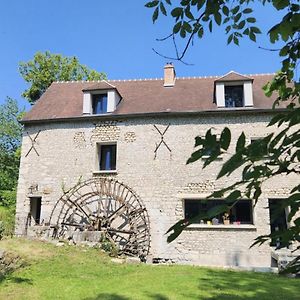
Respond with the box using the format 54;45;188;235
0;207;15;238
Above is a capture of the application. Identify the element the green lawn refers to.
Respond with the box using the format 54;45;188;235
0;238;299;300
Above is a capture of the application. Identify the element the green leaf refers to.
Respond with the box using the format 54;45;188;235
214;12;222;25
243;8;253;14
237;20;246;29
273;0;290;10
145;1;159;8
227;33;233;44
197;26;204;38
171;7;183;17
233;36;239;45
209;20;213;32
220;127;231;150
236;133;246;152
207;204;228;218
173;21;182;34
231;5;240;15
249;32;256;42
152;7;159;23
185;7;194;20
160;2;167;15
222;5;229;16
247;17;256;23
234;13;242;23
225;190;241;202
250;26;261;34
182;21;192;33
197;0;205;11
187;150;202;164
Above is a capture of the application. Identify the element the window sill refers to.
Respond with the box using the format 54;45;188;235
185;224;256;231
93;170;118;175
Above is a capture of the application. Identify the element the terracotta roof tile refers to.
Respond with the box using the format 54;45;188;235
22;74;277;122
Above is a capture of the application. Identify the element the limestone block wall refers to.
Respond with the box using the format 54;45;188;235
15;112;298;268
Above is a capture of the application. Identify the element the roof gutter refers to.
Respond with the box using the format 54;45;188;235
20;108;288;125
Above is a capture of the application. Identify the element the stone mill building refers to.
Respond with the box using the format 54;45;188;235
15;64;297;268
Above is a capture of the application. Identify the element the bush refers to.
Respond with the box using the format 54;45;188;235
100;236;119;257
0;207;15;238
0;190;16;207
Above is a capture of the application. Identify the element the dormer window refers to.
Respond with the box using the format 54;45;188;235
225;85;243;107
215;71;253;108
82;81;122;115
92;94;108;114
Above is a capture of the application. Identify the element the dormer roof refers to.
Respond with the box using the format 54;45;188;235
82;80;116;92
215;71;253;82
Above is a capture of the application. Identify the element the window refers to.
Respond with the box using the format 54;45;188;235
92;94;108;114
184;199;253;225
269;199;288;247
225;85;243;107
98;144;117;171
30;197;42;225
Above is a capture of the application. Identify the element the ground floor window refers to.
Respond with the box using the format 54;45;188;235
98;143;117;171
184;199;253;225
269;199;288;247
30;197;42;225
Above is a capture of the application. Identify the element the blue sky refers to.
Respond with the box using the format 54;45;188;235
0;1;283;110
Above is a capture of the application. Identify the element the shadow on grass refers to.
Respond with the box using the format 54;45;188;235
194;269;300;300
148;294;169;300
8;276;33;284
83;294;130;300
0;274;33;285
84;294;170;300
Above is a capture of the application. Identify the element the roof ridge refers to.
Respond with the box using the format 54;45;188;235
52;73;275;84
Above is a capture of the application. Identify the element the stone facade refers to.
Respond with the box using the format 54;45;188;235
15;111;297;268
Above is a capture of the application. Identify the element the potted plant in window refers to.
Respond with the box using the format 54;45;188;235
222;212;230;225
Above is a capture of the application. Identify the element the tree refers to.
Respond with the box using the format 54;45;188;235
146;1;300;273
0;97;24;207
19;51;107;104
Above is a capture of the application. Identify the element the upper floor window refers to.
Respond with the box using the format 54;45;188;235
92;94;108;114
215;71;253;108
225;85;243;107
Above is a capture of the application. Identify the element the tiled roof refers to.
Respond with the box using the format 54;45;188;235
22;73;277;122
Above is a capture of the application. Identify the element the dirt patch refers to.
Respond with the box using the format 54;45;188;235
0;249;23;279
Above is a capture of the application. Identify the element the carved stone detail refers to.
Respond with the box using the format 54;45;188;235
124;132;136;143
73;132;86;148
90;121;120;144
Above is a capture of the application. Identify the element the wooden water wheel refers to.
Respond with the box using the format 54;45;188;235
49;177;150;260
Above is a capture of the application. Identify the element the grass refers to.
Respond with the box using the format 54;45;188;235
0;238;299;300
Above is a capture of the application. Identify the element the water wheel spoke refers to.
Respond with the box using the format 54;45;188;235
107;228;134;235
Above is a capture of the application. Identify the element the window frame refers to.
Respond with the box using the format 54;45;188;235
92;93;108;114
182;198;255;228
95;142;117;174
29;196;42;225
224;84;244;108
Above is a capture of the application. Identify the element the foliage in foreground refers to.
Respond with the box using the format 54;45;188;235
146;0;300;274
0;238;299;300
